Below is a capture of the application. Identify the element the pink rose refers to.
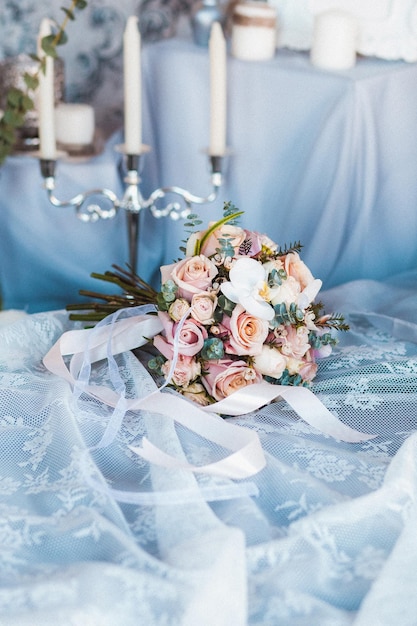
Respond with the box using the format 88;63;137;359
202;359;262;402
160;255;218;301
279;325;311;360
153;312;208;359
284;252;315;291
285;353;318;382
224;304;269;356
253;345;287;379
191;292;218;325
161;355;201;388
299;360;318;382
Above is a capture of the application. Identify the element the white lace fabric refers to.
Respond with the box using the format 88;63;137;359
1;272;417;625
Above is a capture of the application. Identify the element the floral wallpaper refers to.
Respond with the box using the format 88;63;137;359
0;0;194;134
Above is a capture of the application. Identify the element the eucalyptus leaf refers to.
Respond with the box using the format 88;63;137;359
6;88;23;108
61;7;75;19
3;109;25;127
41;35;58;58
24;73;39;91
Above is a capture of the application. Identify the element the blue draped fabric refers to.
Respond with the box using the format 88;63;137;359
2;38;417;312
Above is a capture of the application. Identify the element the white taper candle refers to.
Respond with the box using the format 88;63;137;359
37;18;56;159
123;16;142;154
209;22;227;156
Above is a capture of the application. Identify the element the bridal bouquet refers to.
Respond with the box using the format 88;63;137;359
68;202;348;407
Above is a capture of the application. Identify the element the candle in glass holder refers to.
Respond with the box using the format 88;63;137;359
123;16;142;155
310;10;359;70
209;21;227;156
37;18;56;159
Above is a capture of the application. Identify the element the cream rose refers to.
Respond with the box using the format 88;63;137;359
259;233;278;254
286;356;316;382
168;298;190;322
186;223;247;258
161;355;201;387
269;275;301;307
225;304;269;356
253;345;287;379
181;382;212;406
191;292;218;325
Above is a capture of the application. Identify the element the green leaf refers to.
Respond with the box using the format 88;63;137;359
61;7;75;20
3;109;25;127
75;0;88;9
0;127;16;144
23;73;39;91
21;94;34;111
41;34;58;58
6;88;24;107
195;209;244;255
29;53;41;63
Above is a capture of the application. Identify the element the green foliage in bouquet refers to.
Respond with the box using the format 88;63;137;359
0;0;88;164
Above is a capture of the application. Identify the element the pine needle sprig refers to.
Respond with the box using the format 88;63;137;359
318;313;350;332
275;241;303;257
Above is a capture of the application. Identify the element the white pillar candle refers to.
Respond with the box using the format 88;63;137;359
123;16;142;154
37;18;56;159
209;22;227;156
55;103;95;146
310;10;359;71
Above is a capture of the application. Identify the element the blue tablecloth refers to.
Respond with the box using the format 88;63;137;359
1;271;417;624
140;38;417;289
2;37;417;312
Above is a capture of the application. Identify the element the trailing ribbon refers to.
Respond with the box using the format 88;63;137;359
43;307;375;483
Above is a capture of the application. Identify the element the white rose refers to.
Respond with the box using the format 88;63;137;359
253;345;287;379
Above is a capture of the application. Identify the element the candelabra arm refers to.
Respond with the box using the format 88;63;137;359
144;154;224;219
39;150;228;272
40;159;119;221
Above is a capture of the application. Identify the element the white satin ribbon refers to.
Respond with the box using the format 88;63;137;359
43;308;375;481
43;309;267;479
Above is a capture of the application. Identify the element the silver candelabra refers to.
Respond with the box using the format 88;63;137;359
39;145;225;272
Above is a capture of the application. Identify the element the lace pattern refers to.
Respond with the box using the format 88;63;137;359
1;274;417;624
